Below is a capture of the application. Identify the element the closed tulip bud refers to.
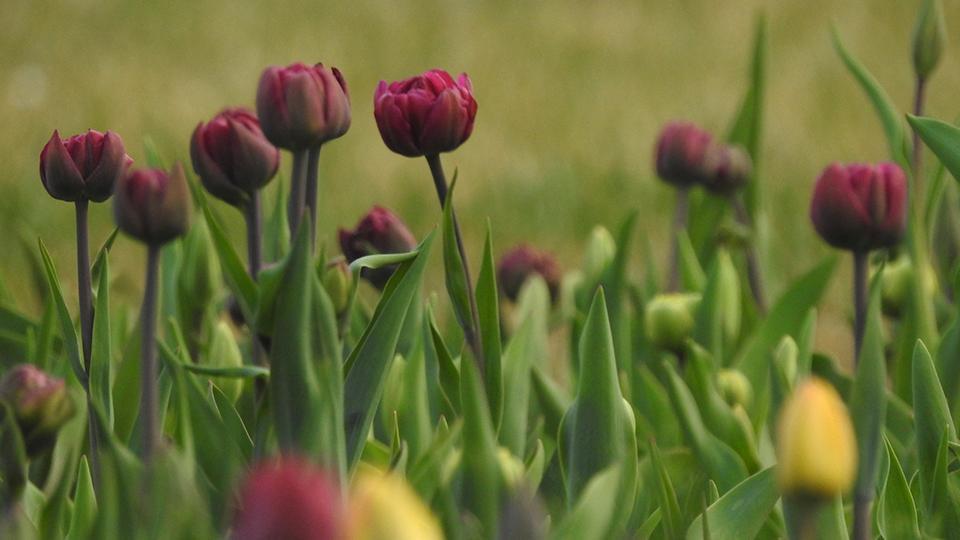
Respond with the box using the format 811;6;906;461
232;458;342;540
114;164;192;246
346;470;442;540
644;293;700;352
715;249;742;342
321;258;352;315
39;129;131;202
777;378;857;499
497;447;526;489
177;219;222;326
374;69;478;157
701;143;752;196
256;63;351;151
717;368;753;408
338;206;417;290
191;108;279;206
581;226;616;286
810;162;907;253
879;256;937;318
0;365;75;457
206;321;243;403
654;121;715;188
497;244;562;304
912;0;947;80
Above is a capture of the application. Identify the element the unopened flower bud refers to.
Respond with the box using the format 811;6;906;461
232;457;342;540
256;63;351;151
777;378;857;499
912;0;947;80
191;108;279;207
879;256;937;318
346;469;442;540
374;69;477;157
114;164;192;246
206;321;243;403
338;206;417;290
177;219;221;329
701;143;752;196
581;226;616;286
321;257;352;315
717;369;753;408
497;244;562;304
0;365;75;457
810;162;907;253
644;293;701;352
715;249;742;342
39;129;131;202
654;121;715;188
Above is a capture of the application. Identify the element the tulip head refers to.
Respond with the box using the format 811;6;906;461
39;129;131;203
497;244;562;304
0;365;75;457
191;108;279;206
700;143;752;196
374;69;478;157
338;206;417;289
581;226;616;287
644;293;700;353
810;162;907;253
256;63;351;151
114;164;192;246
321;257;352;316
912;0;947;80
205;321;244;403
232;457;342;540
654;121;715;188
717;368;753;408
776;378;857;500
346;469;442;540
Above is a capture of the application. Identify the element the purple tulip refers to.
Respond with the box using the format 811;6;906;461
497;244;562;303
256;63;351;151
191;108;279;206
39;129;131;202
654;121;716;188
0;364;74;456
810;162;907;253
374;69;477;157
338;206;417;289
114;164;192;246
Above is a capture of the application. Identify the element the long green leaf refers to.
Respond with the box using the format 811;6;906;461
686;467;778;540
727;13;767;214
912;340;957;503
877;437;922;539
90;252;113;430
476;223;503;428
38;240;85;385
850;271;886;504
201;203;258;322
459;345;501;535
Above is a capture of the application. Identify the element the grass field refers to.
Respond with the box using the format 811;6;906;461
3;0;959;360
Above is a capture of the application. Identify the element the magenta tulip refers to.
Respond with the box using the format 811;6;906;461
39;129;131;202
339;206;417;289
255;63;351;151
653;121;716;188
114;164;192;246
497;244;562;303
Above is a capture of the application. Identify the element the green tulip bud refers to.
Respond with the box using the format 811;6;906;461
177;218;222;349
0;365;75;457
912;0;947;80
644;293;701;352
715;249;742;342
205;322;244;402
879;256;937;318
582;226;616;286
717;368;752;408
773;335;798;386
321;257;352;315
497;447;526;489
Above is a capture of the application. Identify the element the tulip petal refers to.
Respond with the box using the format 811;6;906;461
40;131;85;201
84;131;128;202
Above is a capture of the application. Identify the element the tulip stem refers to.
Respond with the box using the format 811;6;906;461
912;76;926;186
287;150;308;238
852;250;868;365
245;193;265;376
138;244;161;463
784;497;819;540
667;188;689;292
425;154;485;373
74;200;101;490
852;495;872;540
305;146;321;251
732;196;768;314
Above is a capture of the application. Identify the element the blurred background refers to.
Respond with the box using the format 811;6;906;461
3;0;960;360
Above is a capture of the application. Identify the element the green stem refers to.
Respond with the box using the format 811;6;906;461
138;244;161;463
75;200;100;489
732;196;768;314
667;188;689;292
852;495;871;540
287;150;308;238
853;250;868;365
305;146;321;251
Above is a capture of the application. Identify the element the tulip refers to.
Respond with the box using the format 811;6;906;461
205;322;244;403
810;162;906;361
374;69;477;158
497;244;562;303
321;257;352;316
581;226;616;288
345;469;442;540
654;122;716;189
39;129;131;203
699;143;752;197
0;365;74;457
717;368;753;408
644;293;700;354
257;63;350;242
912;0;946;81
232;458;342;540
338;206;417;290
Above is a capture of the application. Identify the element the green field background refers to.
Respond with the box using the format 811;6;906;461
3;0;959;360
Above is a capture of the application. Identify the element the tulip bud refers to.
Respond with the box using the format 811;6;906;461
810;162;907;253
191;108;279;207
338;206;417;290
776;378;857;499
39;129;131;202
374;69;478;157
256;63;351;151
0;365;75;457
321;257;352;315
700;143;752;196
345;469;442;540
644;293;700;352
497;244;562;304
912;0;947;80
232;458;342;540
715;249;742;342
497;447;526;489
581;226;616;286
654;121;715;188
177;219;222;343
206;321;243;403
717;368;753;408
114;164;192;246
879;255;937;318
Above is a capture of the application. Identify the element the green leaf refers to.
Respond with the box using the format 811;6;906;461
181;363;269;379
476;223;503;429
343;232;434;468
0;403;27;510
600;210;638;372
686;467;778;540
832;25;909;167
397;332;432;461
38;239;85;385
648;440;683;540
912;340;958;507
908;115;960;186
66;456;97;540
407;419;462;501
201;202;258;323
678;230;706;292
428;307;460;414
440;179;473;346
877;437;922;540
551;464;628;540
459;346;501;535
727;13;767;214
850;272;886;503
90;251;113;430
264;178;290;264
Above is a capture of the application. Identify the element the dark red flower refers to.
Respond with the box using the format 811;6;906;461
338;206;417;289
114;164;192;245
256;63;351;151
497;244;561;303
191;108;279;206
39;129;131;202
810;162;907;252
374;69;477;157
653;121;715;188
232;457;342;540
0;364;74;456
